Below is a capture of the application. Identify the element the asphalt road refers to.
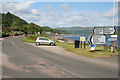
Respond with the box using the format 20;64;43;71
2;36;118;78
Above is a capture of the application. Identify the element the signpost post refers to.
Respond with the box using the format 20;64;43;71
111;41;113;53
111;35;117;52
81;41;82;48
104;44;105;51
114;41;115;52
84;35;85;49
84;40;85;49
80;36;82;48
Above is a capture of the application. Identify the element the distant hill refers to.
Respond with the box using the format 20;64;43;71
57;26;119;35
57;27;94;35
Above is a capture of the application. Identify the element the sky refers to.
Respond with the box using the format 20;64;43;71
1;1;119;28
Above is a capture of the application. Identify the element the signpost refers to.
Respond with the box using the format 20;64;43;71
89;35;106;45
90;1;117;53
93;27;116;35
93;27;117;52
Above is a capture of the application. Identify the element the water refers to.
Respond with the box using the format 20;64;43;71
61;35;119;48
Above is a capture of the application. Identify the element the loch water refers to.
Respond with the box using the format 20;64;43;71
61;35;119;48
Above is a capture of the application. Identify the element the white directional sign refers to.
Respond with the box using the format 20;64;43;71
93;27;104;34
108;38;117;41
89;35;106;44
111;35;118;37
93;27;116;35
104;27;116;34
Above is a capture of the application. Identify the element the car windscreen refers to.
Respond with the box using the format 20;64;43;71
39;38;44;40
39;38;48;41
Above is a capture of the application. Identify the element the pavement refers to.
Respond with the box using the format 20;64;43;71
2;36;118;78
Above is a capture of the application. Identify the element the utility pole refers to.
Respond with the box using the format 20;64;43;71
113;0;115;26
113;0;116;52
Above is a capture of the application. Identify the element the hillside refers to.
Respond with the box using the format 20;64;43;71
2;12;28;27
1;12;70;37
57;27;94;34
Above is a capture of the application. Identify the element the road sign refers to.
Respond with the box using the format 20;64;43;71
89;35;106;44
90;45;96;47
93;27;104;34
111;35;117;37
93;27;116;35
108;38;117;41
80;37;85;41
104;27;116;34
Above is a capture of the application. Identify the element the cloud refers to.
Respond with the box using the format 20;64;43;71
2;1;35;13
2;2;118;27
31;9;42;16
61;3;71;13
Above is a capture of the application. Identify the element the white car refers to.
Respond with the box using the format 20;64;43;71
35;37;55;46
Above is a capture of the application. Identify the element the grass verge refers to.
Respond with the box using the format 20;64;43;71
22;37;35;43
22;34;119;58
56;42;118;58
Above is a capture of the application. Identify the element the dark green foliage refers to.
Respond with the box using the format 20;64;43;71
2;12;69;36
2;12;28;27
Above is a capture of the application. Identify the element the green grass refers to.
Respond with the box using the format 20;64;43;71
22;34;119;58
56;42;119;58
22;37;35;43
22;34;53;43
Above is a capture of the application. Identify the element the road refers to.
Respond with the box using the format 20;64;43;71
2;36;118;78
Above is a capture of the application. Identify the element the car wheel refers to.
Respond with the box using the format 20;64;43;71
36;42;40;46
50;42;54;46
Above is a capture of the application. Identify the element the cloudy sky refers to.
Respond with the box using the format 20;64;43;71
2;1;118;28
